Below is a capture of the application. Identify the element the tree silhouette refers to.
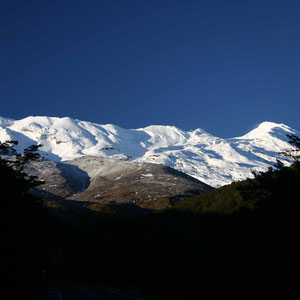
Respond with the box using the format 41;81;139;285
0;141;46;298
0;141;44;197
280;134;300;165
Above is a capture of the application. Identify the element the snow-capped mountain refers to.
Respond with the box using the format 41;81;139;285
0;116;298;187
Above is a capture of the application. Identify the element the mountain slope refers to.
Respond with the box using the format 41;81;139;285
0;116;298;187
26;156;211;203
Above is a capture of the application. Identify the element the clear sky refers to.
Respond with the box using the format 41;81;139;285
0;0;299;137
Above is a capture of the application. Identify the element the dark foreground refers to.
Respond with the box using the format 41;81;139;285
46;283;140;300
2;142;300;299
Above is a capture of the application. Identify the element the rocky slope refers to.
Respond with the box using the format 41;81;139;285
26;156;212;203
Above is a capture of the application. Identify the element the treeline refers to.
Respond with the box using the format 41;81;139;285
45;161;300;298
1;136;299;298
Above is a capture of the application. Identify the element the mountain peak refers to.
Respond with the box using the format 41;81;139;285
256;121;288;130
0;116;298;187
240;121;294;139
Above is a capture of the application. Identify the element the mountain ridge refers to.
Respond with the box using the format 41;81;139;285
0;116;298;187
25;155;211;204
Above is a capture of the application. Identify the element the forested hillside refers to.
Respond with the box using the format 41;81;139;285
1;135;299;299
43;137;299;298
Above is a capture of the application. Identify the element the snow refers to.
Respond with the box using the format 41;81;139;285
239;122;294;139
0;115;299;187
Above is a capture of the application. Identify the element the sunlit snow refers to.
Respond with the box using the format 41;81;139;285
0;116;298;187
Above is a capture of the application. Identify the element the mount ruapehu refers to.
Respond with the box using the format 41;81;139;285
0;116;298;204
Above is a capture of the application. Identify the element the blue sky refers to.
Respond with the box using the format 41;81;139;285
0;0;299;137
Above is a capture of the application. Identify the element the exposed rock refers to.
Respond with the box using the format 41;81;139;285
25;156;212;204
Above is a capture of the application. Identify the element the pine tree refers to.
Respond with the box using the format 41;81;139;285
0;141;46;298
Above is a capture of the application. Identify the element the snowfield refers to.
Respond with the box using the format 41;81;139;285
0;116;298;187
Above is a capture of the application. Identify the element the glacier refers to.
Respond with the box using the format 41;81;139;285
0;116;298;187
